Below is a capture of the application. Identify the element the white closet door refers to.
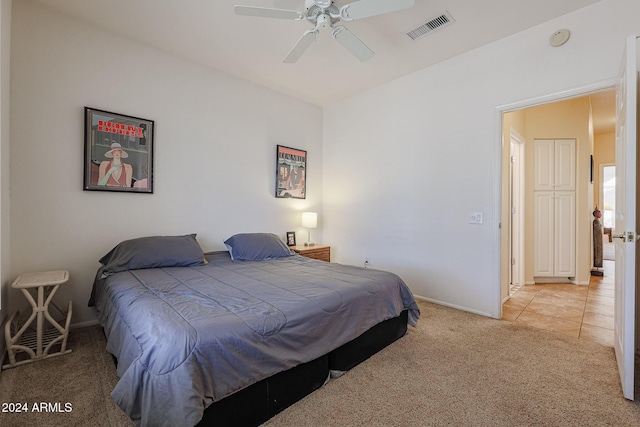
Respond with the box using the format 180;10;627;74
554;191;576;276
533;191;554;276
533;138;576;278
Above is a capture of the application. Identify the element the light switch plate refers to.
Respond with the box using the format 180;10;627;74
470;212;483;224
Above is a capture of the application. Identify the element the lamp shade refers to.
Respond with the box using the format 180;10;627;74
301;212;317;229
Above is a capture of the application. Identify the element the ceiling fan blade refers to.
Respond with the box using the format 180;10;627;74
332;26;374;62
284;30;317;63
234;5;301;20
341;0;415;20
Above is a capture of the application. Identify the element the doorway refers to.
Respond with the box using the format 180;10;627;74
500;87;616;334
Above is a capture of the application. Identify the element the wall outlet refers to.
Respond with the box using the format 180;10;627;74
470;212;483;224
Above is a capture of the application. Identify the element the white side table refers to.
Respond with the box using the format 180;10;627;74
3;270;73;369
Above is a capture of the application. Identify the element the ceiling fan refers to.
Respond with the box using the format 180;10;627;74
234;0;416;63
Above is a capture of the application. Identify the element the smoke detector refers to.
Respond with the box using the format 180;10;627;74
549;29;570;47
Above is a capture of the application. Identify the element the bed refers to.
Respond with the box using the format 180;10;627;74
89;233;420;427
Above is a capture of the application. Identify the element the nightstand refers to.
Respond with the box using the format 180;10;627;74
291;245;330;262
3;270;73;369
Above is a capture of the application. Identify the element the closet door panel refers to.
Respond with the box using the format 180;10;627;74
534;139;555;191
554;139;576;191
534;191;555;276
554;192;576;276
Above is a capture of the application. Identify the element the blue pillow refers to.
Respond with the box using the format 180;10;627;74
100;234;206;275
224;233;293;261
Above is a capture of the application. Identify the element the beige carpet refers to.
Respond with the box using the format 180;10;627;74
1;300;639;426
266;301;640;426
0;325;134;427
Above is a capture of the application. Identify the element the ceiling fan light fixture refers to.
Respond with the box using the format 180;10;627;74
236;0;417;62
316;13;332;30
311;0;332;9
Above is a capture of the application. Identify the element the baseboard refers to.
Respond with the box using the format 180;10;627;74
413;295;494;319
70;319;99;329
533;277;568;283
533;277;589;285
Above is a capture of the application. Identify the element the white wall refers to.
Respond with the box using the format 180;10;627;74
322;0;640;317
0;0;11;361
9;0;322;325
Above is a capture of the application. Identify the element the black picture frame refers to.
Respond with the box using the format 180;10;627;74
276;145;306;199
590;154;594;183
84;107;154;193
286;231;296;247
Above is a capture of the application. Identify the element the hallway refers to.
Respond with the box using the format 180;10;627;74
502;260;614;347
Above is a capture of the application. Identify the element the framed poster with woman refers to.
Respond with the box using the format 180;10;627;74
84;107;154;193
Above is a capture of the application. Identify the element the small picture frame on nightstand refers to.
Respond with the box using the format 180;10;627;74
286;231;296;246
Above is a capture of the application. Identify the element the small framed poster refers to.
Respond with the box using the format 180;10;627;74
84;107;154;193
286;231;296;246
276;145;306;199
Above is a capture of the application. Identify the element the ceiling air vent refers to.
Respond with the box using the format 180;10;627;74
405;11;455;41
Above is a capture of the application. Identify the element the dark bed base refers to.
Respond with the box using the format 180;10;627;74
196;310;408;427
329;309;408;373
197;354;328;427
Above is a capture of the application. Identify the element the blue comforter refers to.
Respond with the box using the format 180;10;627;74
90;251;420;427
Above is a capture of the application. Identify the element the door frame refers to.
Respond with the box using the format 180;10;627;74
494;78;617;318
509;128;526;292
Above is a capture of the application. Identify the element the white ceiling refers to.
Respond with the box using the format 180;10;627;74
589;90;616;135
33;0;603;107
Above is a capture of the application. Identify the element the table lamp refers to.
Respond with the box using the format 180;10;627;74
301;212;317;247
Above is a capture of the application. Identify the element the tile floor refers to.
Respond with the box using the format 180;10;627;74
502;260;614;347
